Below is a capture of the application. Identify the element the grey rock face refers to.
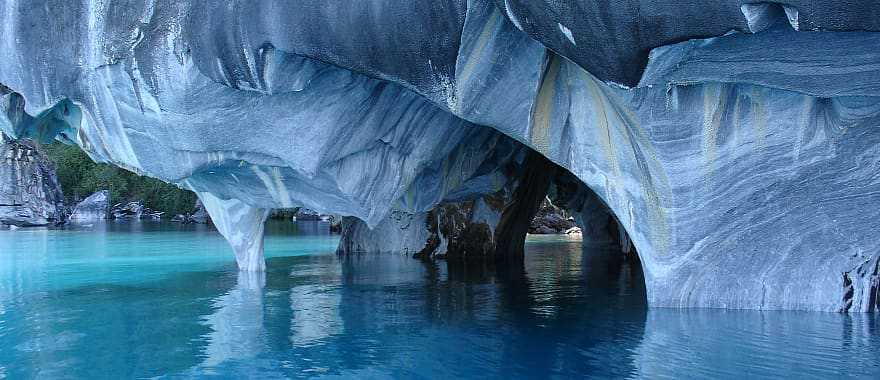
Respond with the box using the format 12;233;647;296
342;148;560;261
417;195;504;260
0;135;64;226
189;200;210;224
68;190;109;222
293;208;321;221
171;200;211;224
529;198;576;235
111;201;145;219
2;0;880;311
337;211;431;256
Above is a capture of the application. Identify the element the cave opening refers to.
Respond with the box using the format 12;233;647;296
433;148;647;307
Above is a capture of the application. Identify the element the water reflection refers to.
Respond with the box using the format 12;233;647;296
201;271;267;369
1;224;879;378
635;309;880;378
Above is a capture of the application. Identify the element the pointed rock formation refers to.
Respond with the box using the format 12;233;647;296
68;190;110;222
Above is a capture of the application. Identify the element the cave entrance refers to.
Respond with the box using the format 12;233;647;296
530;162;647;306
436;147;647;306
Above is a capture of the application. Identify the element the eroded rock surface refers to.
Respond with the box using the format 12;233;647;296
0;135;64;226
2;0;880;311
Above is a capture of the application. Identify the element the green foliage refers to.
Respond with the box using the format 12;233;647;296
42;143;196;215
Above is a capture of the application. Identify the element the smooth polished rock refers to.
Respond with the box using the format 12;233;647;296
198;192;270;272
1;0;879;311
68;190;110;222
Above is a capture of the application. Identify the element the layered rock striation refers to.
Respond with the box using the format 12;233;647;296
0;134;65;226
1;0;879;311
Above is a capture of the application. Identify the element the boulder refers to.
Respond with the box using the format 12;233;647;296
293;208;321;221
189;200;210;224
528;198;577;234
68;190;110;222
111;201;145;219
169;200;211;224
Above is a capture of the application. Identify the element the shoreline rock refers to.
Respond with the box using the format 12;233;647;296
68;190;110;222
0;136;65;226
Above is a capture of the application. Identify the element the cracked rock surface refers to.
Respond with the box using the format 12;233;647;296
0;135;64;226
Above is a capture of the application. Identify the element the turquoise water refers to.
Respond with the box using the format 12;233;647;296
0;222;878;379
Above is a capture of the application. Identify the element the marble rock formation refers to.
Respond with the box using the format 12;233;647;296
191;200;210;224
529;198;576;235
0;134;64;226
172;200;211;224
1;0;880;311
110;201;145;219
68;190;110;222
338;144;559;261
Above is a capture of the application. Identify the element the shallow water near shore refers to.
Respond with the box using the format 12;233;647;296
0;221;877;378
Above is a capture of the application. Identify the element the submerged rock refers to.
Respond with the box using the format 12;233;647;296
68;190;110;222
0;135;64;226
2;0;880;311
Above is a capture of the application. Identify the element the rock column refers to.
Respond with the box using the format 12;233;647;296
492;151;557;260
197;192;270;272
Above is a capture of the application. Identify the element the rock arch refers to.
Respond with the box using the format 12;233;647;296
0;0;878;312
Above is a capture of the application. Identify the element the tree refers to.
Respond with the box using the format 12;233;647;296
42;143;196;215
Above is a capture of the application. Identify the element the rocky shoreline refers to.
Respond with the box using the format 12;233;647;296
3;136;573;239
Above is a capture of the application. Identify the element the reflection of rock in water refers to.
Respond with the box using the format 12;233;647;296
289;284;343;346
633;310;880;378
330;238;648;377
201;271;266;368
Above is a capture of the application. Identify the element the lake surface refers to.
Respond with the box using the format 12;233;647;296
0;221;877;379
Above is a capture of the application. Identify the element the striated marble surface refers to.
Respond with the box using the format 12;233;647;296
1;0;879;311
0;135;65;226
198;192;270;272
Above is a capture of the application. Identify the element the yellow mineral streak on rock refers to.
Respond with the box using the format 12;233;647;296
576;64;672;261
732;90;742;147
456;10;501;93
530;55;559;156
583;70;621;187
